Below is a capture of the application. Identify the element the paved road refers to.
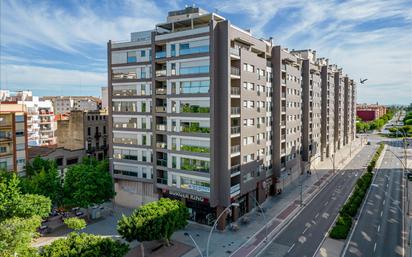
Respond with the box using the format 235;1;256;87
258;144;377;257
342;140;405;257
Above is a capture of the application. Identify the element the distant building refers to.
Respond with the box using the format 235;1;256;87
101;87;109;110
41;96;101;114
0;103;28;176
55;110;108;160
28;146;86;177
356;104;387;121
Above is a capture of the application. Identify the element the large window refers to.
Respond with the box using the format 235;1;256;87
180;80;210;94
113;85;137;97
181;158;210;173
112;68;137;80
113;117;138;129
112;101;136;112
113;148;138;161
179;43;209;55
180;177;210;193
113;133;138;145
127;51;137;63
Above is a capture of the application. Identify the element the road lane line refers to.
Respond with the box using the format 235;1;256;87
287;243;295;253
315;213;319;218
381;211;383;217
374;242;377;252
383;200;385;205
378;225;380;232
324;201;328;206
303;227;309;234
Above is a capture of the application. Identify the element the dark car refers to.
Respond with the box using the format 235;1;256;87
408;172;412;181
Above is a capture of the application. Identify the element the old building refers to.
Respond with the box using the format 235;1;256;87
42;96;101;114
55;110;108;160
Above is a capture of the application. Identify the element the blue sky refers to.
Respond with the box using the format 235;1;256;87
1;0;411;104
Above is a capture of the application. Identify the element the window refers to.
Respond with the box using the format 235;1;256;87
15;115;24;122
140;50;146;57
16;131;24;137
56;157;63;166
66;158;78;165
103;126;106;134
140;67;146;78
180;65;209;75
88;127;91;136
16;144;25;151
0;161;7;169
171;44;176;57
127;51;136;63
0;146;6;153
180;80;210;94
141;102;147;112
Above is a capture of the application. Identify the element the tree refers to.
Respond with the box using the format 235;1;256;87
0;216;41;257
117;198;189;247
405;119;412;125
63;159;114;208
21;157;62;206
40;233;129;257
64;217;86;231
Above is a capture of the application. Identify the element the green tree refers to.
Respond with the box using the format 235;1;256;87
0;216;41;257
63;159;114;208
64;217;86;231
117;198;189;247
40;233;129;257
22;157;63;206
405;119;412;125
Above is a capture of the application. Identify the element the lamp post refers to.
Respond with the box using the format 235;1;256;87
184;232;203;257
250;195;268;243
206;203;240;257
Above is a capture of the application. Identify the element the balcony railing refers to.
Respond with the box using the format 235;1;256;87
230;145;240;154
231;87;240;95
281;92;286;98
230;164;241;175
230;67;240;76
156;70;167;77
156;106;166;113
231;126;240;134
230;48;240;56
156;142;167;149
282;64;287;71
156;124;167;131
231;107;240;115
157;159;168;167
156;88;167;95
281;106;286;112
281;134;286;140
230;184;240;195
155;51;166;59
281;120;286;126
157;178;168;184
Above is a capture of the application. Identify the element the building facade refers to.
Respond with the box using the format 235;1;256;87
55;110;108;160
42;96;101;114
0;103;28;176
108;7;357;228
356;103;387;121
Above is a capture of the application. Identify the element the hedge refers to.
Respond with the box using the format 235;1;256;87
330;143;384;239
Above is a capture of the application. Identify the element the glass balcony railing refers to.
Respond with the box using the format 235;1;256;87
155;51;166;59
231;107;240;115
231;126;240;134
180;66;209;75
230;67;240;76
179;45;209;55
231;145;240;154
231;87;240;95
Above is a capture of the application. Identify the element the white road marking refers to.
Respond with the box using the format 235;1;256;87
381;211;383;217
383;200;386;205
374;242;377;252
303;227;309;234
324;201;329;206
287;243;295;253
315;213;319;218
378;225;381;232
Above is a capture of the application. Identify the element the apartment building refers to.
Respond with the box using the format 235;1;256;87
42;96;101;114
108;6;357;228
356;103;387;121
55;110;108;160
0;103;28;176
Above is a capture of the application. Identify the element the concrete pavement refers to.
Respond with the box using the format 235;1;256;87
256;143;377;257
342;140;405;257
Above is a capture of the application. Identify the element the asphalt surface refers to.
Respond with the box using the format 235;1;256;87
258;144;377;257
342;139;405;257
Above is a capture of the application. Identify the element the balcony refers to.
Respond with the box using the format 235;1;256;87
231;87;240;96
156;70;167;77
281;106;286;112
230;164;241;176
230;184;240;196
156;142;167;149
157;159;168;167
230;67;240;76
231;107;240;115
155;51;166;59
156;106;166;113
230;145;240;154
281;120;286;126
231;126;240;135
281;92;286;98
281;134;286;141
156;124;167;131
155;88;167;95
281;148;286;155
230;48;240;57
157;178;168;185
281;64;287;71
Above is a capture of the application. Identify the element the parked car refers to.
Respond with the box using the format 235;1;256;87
407;172;412;181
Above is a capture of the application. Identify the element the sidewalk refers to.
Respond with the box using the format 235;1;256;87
177;138;365;257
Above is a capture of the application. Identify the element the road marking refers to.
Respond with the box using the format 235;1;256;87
287;243;295;253
303;227;309;234
381;211;383;217
383;200;386;205
324;201;329;206
374;242;377;252
378;225;381;232
315;213;319;218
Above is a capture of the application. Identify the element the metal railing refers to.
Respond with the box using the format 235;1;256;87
231;107;240;115
230;48;240;56
230;67;240;76
231;145;240;154
231;126;240;134
231;87;240;95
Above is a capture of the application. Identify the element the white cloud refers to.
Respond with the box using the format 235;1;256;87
0;64;106;95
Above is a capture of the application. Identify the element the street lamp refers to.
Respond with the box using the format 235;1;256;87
206;203;239;257
250;195;268;243
184;232;203;257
